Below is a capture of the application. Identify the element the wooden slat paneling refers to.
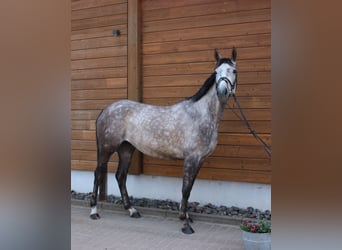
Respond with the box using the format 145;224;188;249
141;0;271;183
71;160;118;172
72;78;127;90
71;1;128;175
143;21;271;44
143;33;271;55
72;13;127;31
142;0;270;20
71;0;127;11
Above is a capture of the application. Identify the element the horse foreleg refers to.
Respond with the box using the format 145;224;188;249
116;142;141;218
180;157;202;234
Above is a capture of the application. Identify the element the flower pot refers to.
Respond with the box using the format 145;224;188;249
242;231;271;250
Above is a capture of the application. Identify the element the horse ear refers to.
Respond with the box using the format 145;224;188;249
215;49;221;62
232;47;237;61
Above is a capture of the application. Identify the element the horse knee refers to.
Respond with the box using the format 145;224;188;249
95;166;106;179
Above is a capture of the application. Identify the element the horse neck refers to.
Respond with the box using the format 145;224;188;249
193;83;226;126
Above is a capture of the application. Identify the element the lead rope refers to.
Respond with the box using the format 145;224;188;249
229;94;272;157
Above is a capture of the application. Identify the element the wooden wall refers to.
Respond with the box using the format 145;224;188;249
71;0;128;172
71;0;271;184
141;0;271;183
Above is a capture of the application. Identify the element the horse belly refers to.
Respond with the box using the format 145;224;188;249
126;123;185;160
129;130;185;160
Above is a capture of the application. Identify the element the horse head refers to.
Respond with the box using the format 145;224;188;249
214;48;238;102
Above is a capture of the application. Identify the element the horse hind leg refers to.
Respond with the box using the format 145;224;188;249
90;148;114;220
116;141;141;218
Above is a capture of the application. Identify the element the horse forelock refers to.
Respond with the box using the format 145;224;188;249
217;58;235;67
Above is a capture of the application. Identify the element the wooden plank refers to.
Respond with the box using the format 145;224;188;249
72;130;96;140
72;13;127;31
71;99;119;110
71;24;127;41
143;0;270;21
71;110;102;120
71;160;118;172
127;0;142;174
219;120;271;133
127;0;142;102
71;36;127;50
197;168;271;183
72;78;127;90
72;149;119;162
71;46;127;60
71;0;127;11
71;56;127;70
223;108;271;121
203;157;271;171
72;67;127;80
72;120;96;130
72;150;96;161
143;46;270;66
143;21;271;44
71;88;127;100
218;133;271;146
72;140;97;151
142;0;213;11
211;145;271;159
72;3;127;20
143;9;270;33
142;164;183;177
143;33;271;55
238;71;271;85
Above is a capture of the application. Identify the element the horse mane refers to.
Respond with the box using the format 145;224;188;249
186;58;235;102
187;72;216;102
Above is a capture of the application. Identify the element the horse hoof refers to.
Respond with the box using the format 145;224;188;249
131;211;141;218
90;213;100;220
181;225;195;234
128;207;141;218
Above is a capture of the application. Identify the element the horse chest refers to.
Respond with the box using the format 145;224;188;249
196;122;218;156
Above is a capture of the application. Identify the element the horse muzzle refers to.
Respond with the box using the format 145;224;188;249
217;77;234;101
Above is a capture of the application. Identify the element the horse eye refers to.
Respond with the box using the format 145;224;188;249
233;70;237;74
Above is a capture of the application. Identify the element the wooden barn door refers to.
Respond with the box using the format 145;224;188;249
141;0;271;183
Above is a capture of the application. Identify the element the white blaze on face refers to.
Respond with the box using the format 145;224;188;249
215;63;237;94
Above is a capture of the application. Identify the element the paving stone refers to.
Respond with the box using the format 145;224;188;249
71;205;245;250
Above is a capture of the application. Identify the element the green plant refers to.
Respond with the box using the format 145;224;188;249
240;220;271;233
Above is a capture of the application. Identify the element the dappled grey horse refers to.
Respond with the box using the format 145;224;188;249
90;48;238;234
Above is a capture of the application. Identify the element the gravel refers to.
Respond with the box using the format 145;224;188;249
71;190;271;221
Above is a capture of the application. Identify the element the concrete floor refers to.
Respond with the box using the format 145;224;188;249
71;205;245;250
